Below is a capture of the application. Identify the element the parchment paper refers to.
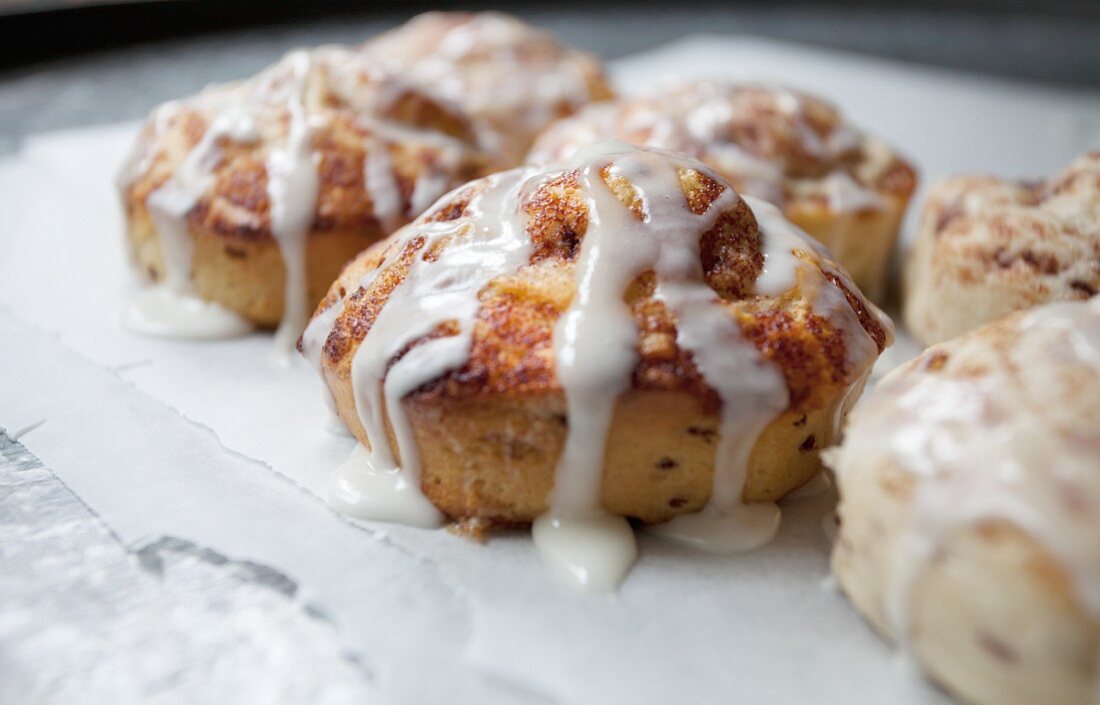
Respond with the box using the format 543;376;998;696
2;36;1098;705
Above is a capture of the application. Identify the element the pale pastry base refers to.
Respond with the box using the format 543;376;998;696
833;460;1099;705
328;374;867;525
786;194;910;304
901;221;1043;346
902;230;1073;347
901;191;1099;346
126;208;382;327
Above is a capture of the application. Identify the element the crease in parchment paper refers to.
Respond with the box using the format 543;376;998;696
0;309;495;703
0;430;376;705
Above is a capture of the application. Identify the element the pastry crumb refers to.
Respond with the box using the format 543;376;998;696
447;517;491;542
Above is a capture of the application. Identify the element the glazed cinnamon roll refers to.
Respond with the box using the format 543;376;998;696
827;298;1100;705
361;11;614;167
528;81;917;302
119;46;489;350
904;152;1100;345
301;142;891;589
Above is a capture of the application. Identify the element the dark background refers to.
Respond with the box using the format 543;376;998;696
0;0;1097;152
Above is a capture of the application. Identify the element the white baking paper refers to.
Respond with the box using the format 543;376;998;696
2;36;1098;704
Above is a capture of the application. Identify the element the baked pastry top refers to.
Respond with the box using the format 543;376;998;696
527;81;916;300
904;151;1100;344
119;46;492;344
302;142;891;557
121;46;488;253
529;81;911;207
827;297;1100;705
361;11;613;167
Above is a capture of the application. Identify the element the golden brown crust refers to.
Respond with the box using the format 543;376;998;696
400;393;851;524
317;162;885;418
310;146;889;523
123;69;488;246
526;82;916;301
528;82;916;205
126;201;386;327
360;11;614;165
119;45;504;327
122;15;613;326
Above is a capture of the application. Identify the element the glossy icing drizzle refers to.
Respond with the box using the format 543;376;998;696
333;170;535;530
265;51;321;362
529;81;887;212
546;146;789;566
120;46;476;352
305;142;881;591
124;106;260;339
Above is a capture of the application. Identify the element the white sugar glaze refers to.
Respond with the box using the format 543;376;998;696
748;196;811;297
265;51;321;363
821;170;884;213
116;100;185;192
552;145;790;557
123;285;254;340
329;444;442;527
532;513;638;593
363;137;402;234
749;196;887;374
122;107;259;339
344;170;533;523
357;117;473;233
834;298;1100;664
120;46;478;353
362;12;600;163
529;81;885;213
304;141;883;590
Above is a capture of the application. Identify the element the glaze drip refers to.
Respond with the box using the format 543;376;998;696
120;46;481;352
346;171;533;512
123;286;254;340
123;106;260;340
549;146;789;559
304;142;886;590
265;51;321;362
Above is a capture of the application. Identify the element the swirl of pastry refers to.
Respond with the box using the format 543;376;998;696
528;80;917;302
301;141;891;589
360;12;613;167
904;152;1100;345
119;45;490;353
826;298;1100;705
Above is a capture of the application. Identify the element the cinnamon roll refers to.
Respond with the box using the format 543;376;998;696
301;142;891;590
119;46;489;350
361;12;614;167
827;297;1100;705
528;81;917;301
904;152;1100;345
